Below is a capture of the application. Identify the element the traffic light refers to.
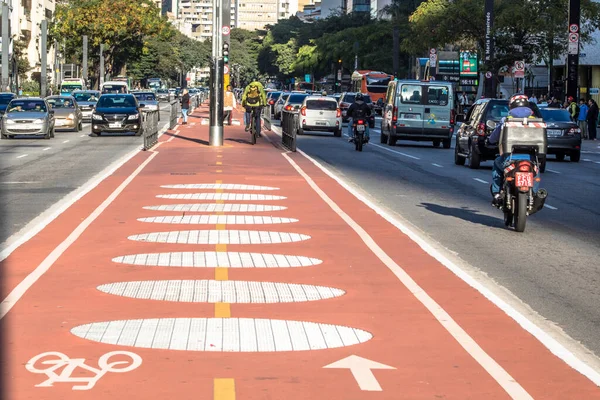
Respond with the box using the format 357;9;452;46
223;43;230;64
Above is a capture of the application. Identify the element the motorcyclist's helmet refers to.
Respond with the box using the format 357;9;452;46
355;93;364;101
508;94;529;109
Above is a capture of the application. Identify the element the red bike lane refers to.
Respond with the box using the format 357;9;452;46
1;105;599;399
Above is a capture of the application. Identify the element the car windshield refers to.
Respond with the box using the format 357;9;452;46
74;92;99;102
102;85;127;93
486;103;510;121
344;94;356;103
306;99;338;110
97;96;137;108
0;94;14;105
280;94;290;101
288;94;308;103
541;109;572;122
47;98;75;108
269;92;281;99
134;93;156;101
157;89;168;94
7;100;47;113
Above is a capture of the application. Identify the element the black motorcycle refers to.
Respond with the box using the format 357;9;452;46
351;118;368;151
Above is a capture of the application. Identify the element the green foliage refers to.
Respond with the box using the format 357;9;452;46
21;80;40;96
229;28;262;84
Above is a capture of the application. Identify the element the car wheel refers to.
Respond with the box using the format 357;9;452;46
443;138;451;149
135;127;143;137
433;139;441;147
1;133;8;139
50;128;55;138
380;130;387;143
570;150;581;162
44;129;51;139
468;142;481;169
387;131;397;146
78;121;83;131
555;153;565;161
539;157;546;173
454;138;466;165
334;128;341;137
297;128;304;135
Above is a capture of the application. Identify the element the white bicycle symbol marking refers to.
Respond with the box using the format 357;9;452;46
26;351;142;390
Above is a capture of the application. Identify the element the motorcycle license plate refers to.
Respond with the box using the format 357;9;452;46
515;172;534;187
356;125;365;132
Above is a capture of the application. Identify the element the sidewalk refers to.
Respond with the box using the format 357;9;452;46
1;102;599;399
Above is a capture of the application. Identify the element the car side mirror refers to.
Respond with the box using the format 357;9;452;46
486;119;497;129
456;114;465;123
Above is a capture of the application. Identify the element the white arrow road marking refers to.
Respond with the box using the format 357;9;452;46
323;355;395;391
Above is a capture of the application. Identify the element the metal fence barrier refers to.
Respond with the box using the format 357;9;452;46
142;110;159;150
281;110;297;152
169;100;180;130
261;105;272;132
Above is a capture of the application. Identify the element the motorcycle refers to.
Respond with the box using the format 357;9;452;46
351;118;368;151
487;119;548;232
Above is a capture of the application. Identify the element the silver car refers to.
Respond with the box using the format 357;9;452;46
46;95;83;131
133;91;160;121
73;90;100;121
1;98;55;139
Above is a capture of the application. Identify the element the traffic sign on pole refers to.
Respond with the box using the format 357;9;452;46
514;60;525;78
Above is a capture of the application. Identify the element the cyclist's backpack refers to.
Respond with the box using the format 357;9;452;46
246;85;260;106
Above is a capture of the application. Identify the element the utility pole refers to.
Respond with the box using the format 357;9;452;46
566;0;580;100
82;35;88;87
41;19;48;96
99;44;104;88
392;27;399;77
223;0;230;89
1;2;9;91
209;0;224;146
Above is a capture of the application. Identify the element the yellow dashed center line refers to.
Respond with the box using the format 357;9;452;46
214;378;235;399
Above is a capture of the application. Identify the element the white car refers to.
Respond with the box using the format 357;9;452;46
298;95;342;137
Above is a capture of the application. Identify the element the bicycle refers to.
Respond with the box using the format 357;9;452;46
249;106;261;145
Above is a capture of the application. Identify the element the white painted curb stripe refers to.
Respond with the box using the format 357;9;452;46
282;153;533;399
0;123;170;262
289;147;600;388
0;151;160;319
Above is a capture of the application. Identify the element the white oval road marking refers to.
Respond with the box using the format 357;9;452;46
370;143;421;159
432;163;443;168
16;154;28;159
156;193;286;201
42;147;51;151
70;318;372;351
161;184;279;190
138;215;298;224
63;140;70;143
473;178;489;184
143;204;286;212
112;251;322;268
97;280;345;303
546;169;561;174
128;230;310;244
544;204;558;210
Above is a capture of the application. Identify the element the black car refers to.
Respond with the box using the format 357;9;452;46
91;94;144;136
0;92;16;115
455;98;544;170
339;92;375;128
538;107;581;162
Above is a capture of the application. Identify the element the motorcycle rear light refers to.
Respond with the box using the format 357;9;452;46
477;122;486;136
358;120;364;124
518;161;530;172
336;108;341;117
300;106;306;116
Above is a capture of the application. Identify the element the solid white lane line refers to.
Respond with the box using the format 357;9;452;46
583;159;592;162
16;154;28;159
62;140;70;143
547;169;561;174
0;150;159;320
294;147;600;387
370;143;421;159
283;152;533;399
544;204;558;210
432;163;443;168
473;178;489;184
42;147;51;151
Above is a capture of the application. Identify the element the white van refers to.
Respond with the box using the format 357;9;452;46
380;79;455;148
101;81;129;94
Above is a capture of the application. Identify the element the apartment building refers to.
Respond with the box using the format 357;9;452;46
176;0;237;40
345;0;369;13
236;0;277;31
278;0;298;20
320;0;343;18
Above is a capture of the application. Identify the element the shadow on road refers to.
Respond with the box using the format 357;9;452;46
168;132;209;146
418;202;502;228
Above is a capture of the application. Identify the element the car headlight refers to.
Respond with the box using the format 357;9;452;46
33;119;44;124
67;113;75;119
92;113;103;121
128;113;139;120
6;119;16;124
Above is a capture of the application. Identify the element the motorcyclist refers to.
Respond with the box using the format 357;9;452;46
488;93;542;206
241;78;267;135
346;93;372;142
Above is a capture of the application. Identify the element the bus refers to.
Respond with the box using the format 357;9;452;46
350;70;393;103
112;75;132;90
148;78;162;91
60;78;86;95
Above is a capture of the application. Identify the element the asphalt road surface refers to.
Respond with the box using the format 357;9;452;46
271;116;600;360
0;103;173;245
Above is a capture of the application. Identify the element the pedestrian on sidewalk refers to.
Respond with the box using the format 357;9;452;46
578;99;589;140
180;88;190;125
223;85;236;125
587;98;598;141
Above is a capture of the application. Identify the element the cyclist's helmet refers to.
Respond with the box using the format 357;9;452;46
508;93;529;109
355;93;364;101
567;95;574;102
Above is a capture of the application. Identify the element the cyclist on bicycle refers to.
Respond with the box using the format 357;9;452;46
241;79;267;136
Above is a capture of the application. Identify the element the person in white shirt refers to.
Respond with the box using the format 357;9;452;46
458;92;468;114
528;94;538;104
